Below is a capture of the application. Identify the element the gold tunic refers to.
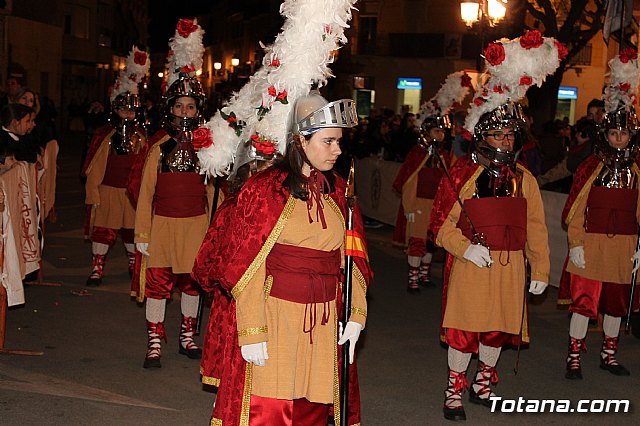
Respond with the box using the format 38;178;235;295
134;142;211;273
235;198;367;403
437;166;550;334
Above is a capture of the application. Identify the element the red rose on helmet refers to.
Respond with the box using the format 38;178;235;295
268;86;277;97
177;19;198;38
473;97;484;106
554;40;568;60
276;90;288;102
192;128;212;151
461;73;472;88
619;48;638;63
134;51;147;66
255;141;276;155
493;85;504;94
484;43;505;66
520;30;544;49
270;58;280;67
181;64;196;74
520;76;533;86
620;82;631;92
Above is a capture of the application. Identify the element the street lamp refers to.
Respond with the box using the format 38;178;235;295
460;0;508;70
231;58;240;67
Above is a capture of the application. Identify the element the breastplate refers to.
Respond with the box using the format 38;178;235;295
473;165;523;198
593;163;637;189
159;136;200;173
110;122;144;155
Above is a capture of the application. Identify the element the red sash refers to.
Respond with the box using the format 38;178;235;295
266;243;340;303
585;186;638;235
102;154;136;188
457;197;527;251
153;172;207;218
416;167;444;199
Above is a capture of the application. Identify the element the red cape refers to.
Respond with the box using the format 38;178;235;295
193;166;373;426
81;125;114;177
125;129;170;205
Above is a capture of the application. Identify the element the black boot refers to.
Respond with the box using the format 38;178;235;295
178;315;202;359
600;335;630;376
469;361;500;409
565;336;585;380
443;369;468;421
143;321;166;369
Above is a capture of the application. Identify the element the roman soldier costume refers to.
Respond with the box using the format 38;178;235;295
392;71;471;292
429;31;563;421
560;48;640;380
130;19;213;369
82;46;149;286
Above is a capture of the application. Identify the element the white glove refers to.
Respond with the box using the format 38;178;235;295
92;203;100;208
569;246;585;269
338;321;363;364
462;244;493;268
136;242;150;256
528;280;548;295
632;249;640;273
405;212;415;223
241;341;268;367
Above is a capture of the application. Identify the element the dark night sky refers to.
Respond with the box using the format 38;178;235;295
147;0;212;52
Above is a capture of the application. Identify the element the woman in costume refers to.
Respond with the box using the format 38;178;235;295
561;48;640;380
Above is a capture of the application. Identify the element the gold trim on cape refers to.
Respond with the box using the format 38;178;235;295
239;363;253;426
136;255;147;303
263;275;273;299
84;129;116;175
565;162;603;225
237;326;268;337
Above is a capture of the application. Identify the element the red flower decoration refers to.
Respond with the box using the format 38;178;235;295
619;48;638;64
620;82;631;92
520;76;533;86
227;116;237;124
270;58;280;67
192;128;212;151
181;64;196;74
520;30;544;50
255;141;276;155
168;49;174;58
461;128;473;141
554;40;568;61
268;86;277;97
461;73;472;88
176;19;198;38
484;43;505;66
325;24;332;35
473;97;484;106
276;90;288;102
134;51;147;66
451;101;460;108
493;85;504;94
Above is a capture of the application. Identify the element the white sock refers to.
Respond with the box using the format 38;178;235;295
421;253;433;264
478;343;501;367
408;255;421;268
569;313;589;339
181;293;199;318
448;347;471;372
603;314;621;338
124;243;135;253
146;298;166;323
92;242;109;255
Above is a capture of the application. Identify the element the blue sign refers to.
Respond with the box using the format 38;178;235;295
558;86;578;99
397;78;422;90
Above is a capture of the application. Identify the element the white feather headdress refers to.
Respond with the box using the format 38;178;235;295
464;30;567;134
416;71;473;127
166;18;205;89
603;48;640;113
110;46;150;102
197;0;357;177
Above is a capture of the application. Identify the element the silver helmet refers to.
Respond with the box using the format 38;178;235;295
596;107;640;168
163;76;206;132
291;92;358;139
473;101;526;167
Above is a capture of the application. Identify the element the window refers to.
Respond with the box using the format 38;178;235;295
358;17;377;55
63;3;90;39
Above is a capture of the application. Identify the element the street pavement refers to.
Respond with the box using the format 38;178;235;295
1;136;639;425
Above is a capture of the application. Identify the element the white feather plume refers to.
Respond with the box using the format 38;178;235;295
167;19;205;88
464;31;565;133
110;46;150;102
603;49;640;113
416;71;472;127
197;0;357;177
